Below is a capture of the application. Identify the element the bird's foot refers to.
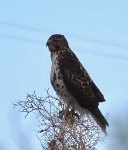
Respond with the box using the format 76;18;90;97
59;107;69;119
59;108;79;125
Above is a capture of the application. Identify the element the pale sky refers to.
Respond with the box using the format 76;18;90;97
0;0;128;149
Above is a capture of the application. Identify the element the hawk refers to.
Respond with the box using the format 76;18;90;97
46;34;109;133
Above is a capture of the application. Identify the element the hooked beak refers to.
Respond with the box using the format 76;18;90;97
46;39;52;47
46;40;52;52
46;41;49;47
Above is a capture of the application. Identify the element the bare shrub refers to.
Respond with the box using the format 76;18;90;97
13;90;105;150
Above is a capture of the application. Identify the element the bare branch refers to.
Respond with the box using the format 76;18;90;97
14;90;105;150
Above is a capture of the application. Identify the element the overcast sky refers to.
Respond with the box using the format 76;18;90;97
0;0;128;150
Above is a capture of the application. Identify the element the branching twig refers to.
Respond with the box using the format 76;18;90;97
13;90;105;150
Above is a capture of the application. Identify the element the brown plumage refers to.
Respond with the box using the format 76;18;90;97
46;34;109;133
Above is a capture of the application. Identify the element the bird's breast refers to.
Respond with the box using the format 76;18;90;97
50;54;66;96
50;54;85;112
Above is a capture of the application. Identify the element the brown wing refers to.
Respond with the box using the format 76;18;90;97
59;50;105;108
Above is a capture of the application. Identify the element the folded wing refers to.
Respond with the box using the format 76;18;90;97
59;50;105;109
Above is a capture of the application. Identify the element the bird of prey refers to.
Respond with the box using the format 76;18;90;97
46;34;109;133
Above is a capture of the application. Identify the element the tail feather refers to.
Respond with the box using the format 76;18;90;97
89;108;109;134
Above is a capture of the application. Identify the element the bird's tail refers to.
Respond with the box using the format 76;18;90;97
89;108;109;134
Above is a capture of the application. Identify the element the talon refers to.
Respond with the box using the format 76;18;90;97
59;107;80;126
71;109;80;119
59;107;69;119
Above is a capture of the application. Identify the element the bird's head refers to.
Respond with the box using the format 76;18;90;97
46;34;69;52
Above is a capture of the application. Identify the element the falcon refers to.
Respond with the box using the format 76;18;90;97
46;34;109;133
